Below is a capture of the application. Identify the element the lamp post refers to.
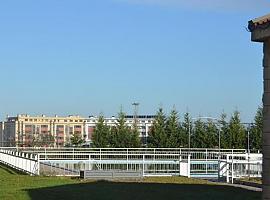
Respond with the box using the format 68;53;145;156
188;120;191;153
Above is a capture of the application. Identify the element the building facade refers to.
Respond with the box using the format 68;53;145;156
0;114;155;147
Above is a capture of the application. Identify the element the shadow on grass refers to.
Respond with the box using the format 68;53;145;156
0;163;27;175
26;180;261;200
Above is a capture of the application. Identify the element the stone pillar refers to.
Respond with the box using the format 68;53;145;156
249;15;270;199
263;39;270;200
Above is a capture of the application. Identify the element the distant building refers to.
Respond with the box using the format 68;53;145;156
0;114;155;147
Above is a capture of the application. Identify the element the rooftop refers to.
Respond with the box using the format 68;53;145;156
249;13;270;32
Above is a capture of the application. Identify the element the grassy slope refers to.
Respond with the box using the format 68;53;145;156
0;164;76;200
0;164;261;200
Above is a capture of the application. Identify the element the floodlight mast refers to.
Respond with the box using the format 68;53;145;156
132;102;140;125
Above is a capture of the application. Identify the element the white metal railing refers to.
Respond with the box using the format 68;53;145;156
219;153;262;184
0;147;262;181
0;149;39;175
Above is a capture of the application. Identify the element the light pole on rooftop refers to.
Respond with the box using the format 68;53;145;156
132;102;140;125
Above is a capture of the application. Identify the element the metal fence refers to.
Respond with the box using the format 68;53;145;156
0;149;39;175
219;153;262;183
0;147;262;183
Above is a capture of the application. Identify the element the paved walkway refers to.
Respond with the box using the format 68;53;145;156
212;181;262;192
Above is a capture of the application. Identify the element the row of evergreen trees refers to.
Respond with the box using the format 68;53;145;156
92;107;263;150
92;111;141;148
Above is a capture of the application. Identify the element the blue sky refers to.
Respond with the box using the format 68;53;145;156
0;0;269;122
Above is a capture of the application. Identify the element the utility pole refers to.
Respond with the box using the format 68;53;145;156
132;102;140;126
132;102;141;144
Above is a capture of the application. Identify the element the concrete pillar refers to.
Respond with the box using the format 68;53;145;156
263;40;270;200
249;15;270;199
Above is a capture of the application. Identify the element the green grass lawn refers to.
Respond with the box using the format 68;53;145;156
0;164;261;200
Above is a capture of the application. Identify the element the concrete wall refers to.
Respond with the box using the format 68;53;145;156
263;40;270;199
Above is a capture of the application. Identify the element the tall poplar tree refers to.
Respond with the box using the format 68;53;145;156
193;119;207;148
250;106;263;150
227;111;246;149
129;123;141;148
205;120;218;148
92;115;110;148
148;108;167;147
110;110;141;148
166;108;181;147
219;112;229;149
180;112;191;148
110;111;129;147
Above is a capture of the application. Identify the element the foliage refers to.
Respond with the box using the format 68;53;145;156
219;112;229;149
32;134;55;147
110;110;141;148
70;133;84;147
147;107;261;150
226;111;246;149
180;112;191;148
250;106;263;150
193;119;208;148
165;108;181;148
148;108;167;148
129;123;141;148
92;115;110;148
205;120;218;148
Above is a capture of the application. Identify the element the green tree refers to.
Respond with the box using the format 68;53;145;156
129;122;141;148
219;112;229;149
110;110;141;148
148;108;167;147
92;115;110;148
165;108;181;147
32;134;55;147
193;119;207;148
205;119;218;148
110;110;129;148
250;106;263;150
227;111;246;149
70;133;84;147
180;112;191;148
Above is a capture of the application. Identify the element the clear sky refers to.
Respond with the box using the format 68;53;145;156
0;0;269;122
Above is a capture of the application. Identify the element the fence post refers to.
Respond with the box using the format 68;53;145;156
248;153;250;180
206;149;208;175
179;154;182;176
231;155;234;184
143;154;145;177
37;154;40;176
226;155;229;183
127;149;129;171
188;154;191;178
